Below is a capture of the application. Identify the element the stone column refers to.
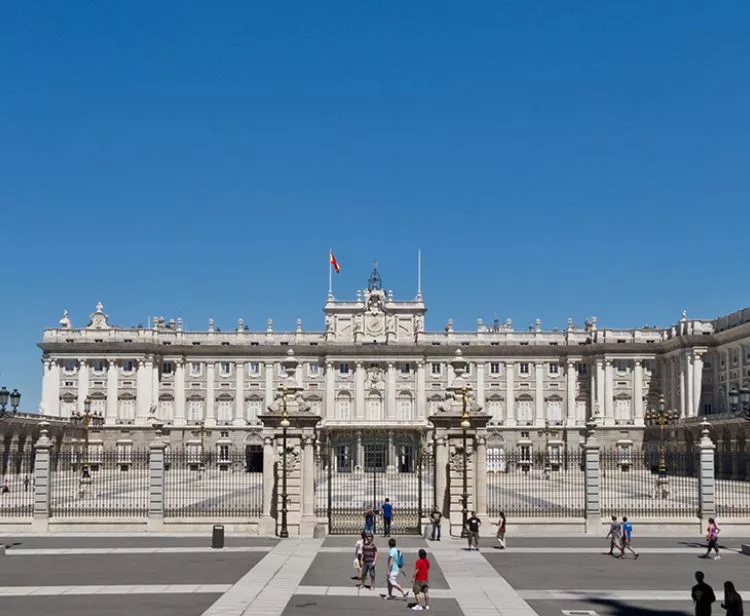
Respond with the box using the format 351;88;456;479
387;430;396;474
77;359;90;414
475;433;488;519
416;360;426;419
325;361;335;418
693;351;705;417
595;358;605;416
434;431;449;512
476;363;485;408
151;359;160;410
356;430;364;471
505;361;515;426
148;437;166;531
106;359;118;425
687;353;695;419
633;360;644;426
566;360;577;425
32;423;52;532
234;361;245;426
260;433;276;535
265;361;275;411
671;356;679;411
534;362;544;425
41;358;60;416
136;357;153;425
173;358;186;426
386;362;396;420
603;359;614;425
697;420;716;524
355;362;365;420
679;354;687;418
583;420;601;534
300;430;317;537
205;362;216;427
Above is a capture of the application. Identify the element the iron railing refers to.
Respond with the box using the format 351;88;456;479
487;450;585;518
164;450;262;518
600;449;699;518
0;451;34;517
50;449;149;517
715;451;750;516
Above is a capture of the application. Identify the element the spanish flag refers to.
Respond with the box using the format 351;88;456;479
329;250;341;273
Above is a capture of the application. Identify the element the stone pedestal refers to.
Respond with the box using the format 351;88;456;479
32;423;52;533
583;420;601;534
697;419;716;526
148;437;166;531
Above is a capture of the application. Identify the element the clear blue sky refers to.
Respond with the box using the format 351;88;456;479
2;2;749;410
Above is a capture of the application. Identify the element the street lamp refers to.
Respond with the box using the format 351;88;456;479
541;419;553;480
730;387;750;419
644;395;678;498
277;349;303;539
459;385;470;539
71;396;104;496
0;387;21;418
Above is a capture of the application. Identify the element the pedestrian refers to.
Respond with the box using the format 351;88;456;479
620;516;639;559
606;515;621;556
703;518;721;560
411;548;430;611
466;511;481;551
385;537;408;600
382;498;394;537
692;571;716;616
363;506;376;535
429;507;442;541
23;475;30;492
1;481;9;495
354;531;366;580
494;511;507;548
359;534;378;590
722;581;743;616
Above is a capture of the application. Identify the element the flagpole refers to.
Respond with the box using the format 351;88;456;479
328;249;333;298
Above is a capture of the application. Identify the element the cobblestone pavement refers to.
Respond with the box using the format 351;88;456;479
1;534;749;616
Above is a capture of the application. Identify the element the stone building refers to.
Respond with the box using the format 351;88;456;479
35;266;750;466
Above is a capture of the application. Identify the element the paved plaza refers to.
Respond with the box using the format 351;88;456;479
1;532;750;615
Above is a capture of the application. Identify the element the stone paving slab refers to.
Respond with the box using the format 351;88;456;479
0;536;279;549
527;598;693;616
282;595;464;615
296;585;455;598
300;552;450;589
5;546;271;556
322;536;428;548
481;535;750;549
0;552;264;586
0;593;221;616
485;552;750;590
0;584;232;596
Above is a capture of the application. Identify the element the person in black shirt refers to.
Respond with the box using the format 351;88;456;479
429;508;442;541
692;571;716;616
722;580;743;616
466;511;481;550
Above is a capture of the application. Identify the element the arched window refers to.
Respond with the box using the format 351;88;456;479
336;392;352;420
187;396;204;423
398;392;414;420
367;391;384;421
159;394;174;424
516;395;533;425
545;396;563;424
216;394;233;424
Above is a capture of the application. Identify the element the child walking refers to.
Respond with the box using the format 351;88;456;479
494;511;507;548
411;548;430;611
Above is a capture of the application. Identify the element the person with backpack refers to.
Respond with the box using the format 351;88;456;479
703;518;721;560
385;537;408;600
619;516;639;559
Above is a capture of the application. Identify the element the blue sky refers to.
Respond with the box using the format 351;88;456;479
2;2;749;410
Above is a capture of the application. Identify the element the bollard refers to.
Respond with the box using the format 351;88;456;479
212;524;225;549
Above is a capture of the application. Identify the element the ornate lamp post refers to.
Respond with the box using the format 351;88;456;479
541;419;555;480
459;386;470;539
277;349;303;539
0;387;21;418
730;387;750;419
644;395;677;498
71;396;104;496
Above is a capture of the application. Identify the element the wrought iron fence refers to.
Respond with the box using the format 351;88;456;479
487;450;585;518
164;450;262;518
715;451;750;516
0;451;34;517
50;449;149;517
600;449;699;518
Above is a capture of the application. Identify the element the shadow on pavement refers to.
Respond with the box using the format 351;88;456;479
588;597;690;616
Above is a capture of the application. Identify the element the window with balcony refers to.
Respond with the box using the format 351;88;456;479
431;363;441;376
162;361;174;375
220;362;232;377
309;363;320;376
490;362;501;375
190;362;202;377
248;362;260;376
400;363;411;375
63;360;77;374
339;363;350;375
519;363;530;375
549;363;559;375
122;360;135;373
92;360;106;374
578;363;588;376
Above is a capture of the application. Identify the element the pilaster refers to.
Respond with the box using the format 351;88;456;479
259;433;276;536
77;359;90;414
355;362;365;420
300;431;317;537
434;431;449;513
205;362;216;427
106;358;118;424
416;360;426;419
173;358;186;426
566;360;576;425
603;359;614;426
234;361;245;426
504;361;515;426
475;432;487;519
386;362;396;421
633;359;644;426
325;361;335;419
534;362;544;425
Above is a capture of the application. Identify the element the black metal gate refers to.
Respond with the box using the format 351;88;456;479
316;431;432;535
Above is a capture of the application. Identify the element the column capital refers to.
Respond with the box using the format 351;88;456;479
107;358;119;368
634;359;642;367
355;361;364;368
605;359;612;367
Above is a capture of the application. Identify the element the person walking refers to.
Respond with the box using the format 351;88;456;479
692;571;716;616
363;506;376;536
382;498;394;537
429;508;442;541
359;534;378;590
354;531;366;580
722;581;743;616
385;537;408;600
466;511;481;551
619;516;639;559
606;515;621;556
411;548;430;611
703;518;721;560
494;511;507;548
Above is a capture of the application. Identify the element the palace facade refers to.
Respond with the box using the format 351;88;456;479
35;266;750;465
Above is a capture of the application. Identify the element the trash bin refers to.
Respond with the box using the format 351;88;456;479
212;524;225;549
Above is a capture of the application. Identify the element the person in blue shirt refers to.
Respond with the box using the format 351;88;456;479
619;516;639;559
381;498;394;537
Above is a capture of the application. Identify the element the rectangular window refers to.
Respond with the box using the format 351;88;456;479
703;403;713;414
220;362;231;376
217;444;231;462
247;362;260;376
431;363;441;376
64;381;74;387
578;363;588;376
63;360;77;373
490;362;501;375
309;363;320;376
549;363;559;375
92;360;105;373
400;363;410;375
339;363;350;375
190;362;202;376
616;361;628;374
122;360;135;373
519;363;530;375
162;361;174;375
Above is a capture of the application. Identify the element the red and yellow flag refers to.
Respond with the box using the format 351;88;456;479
329;250;341;273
